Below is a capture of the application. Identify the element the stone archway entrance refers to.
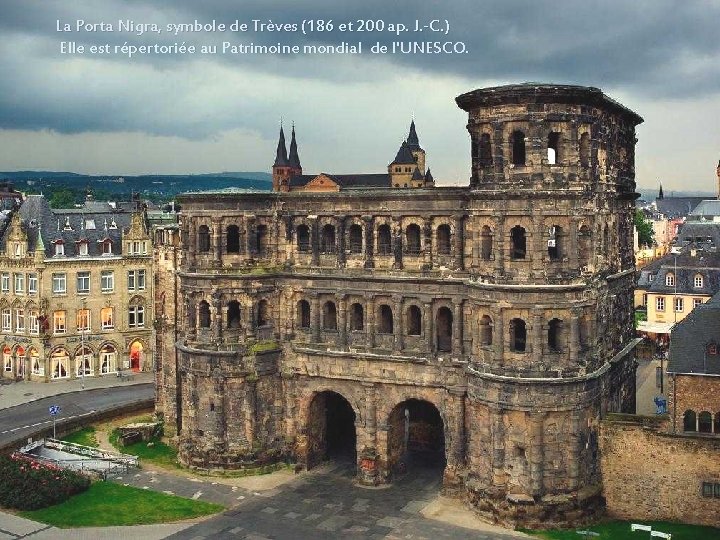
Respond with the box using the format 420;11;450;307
306;391;356;469
129;341;143;372
387;399;445;478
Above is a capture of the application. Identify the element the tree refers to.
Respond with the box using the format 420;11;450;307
634;210;654;247
49;188;77;209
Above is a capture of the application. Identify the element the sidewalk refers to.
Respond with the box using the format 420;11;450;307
0;371;154;410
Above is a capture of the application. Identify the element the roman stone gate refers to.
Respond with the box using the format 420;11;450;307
159;83;641;528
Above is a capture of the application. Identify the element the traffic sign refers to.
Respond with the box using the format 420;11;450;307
48;405;60;416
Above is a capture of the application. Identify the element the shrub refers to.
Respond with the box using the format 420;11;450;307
0;454;90;510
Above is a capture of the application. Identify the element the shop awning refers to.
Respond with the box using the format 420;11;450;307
637;321;675;334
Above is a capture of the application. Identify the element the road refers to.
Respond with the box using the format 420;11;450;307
0;383;154;448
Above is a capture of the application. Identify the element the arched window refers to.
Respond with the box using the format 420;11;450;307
75;345;92;377
579;133;590;168
694;274;704;288
297;225;310;252
511;130;526;166
578;225;592;263
480;315;493;346
548;318;563;352
407;305;422;336
349;224;363;254
297;300;310;329
323;301;337;330
479;133;492;168
198;301;211;328
257;299;270;327
548;225;562;261
699;411;713;433
378;304;393;334
510;226;526;260
683;410;696;432
665;273;675;287
198;225;210;253
226;225;240;253
51;348;69;379
350;303;364;331
436;307;453;352
378;224;392;255
510;318;527;352
321;224;336;254
436;224;451;255
406;224;421;255
547;132;560;165
227;300;241;329
100;344;117;374
481;225;493;260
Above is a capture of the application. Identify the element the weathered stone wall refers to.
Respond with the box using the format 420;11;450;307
600;415;720;527
667;374;720;434
155;84;643;528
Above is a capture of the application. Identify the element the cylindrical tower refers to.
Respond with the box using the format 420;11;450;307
456;84;642;526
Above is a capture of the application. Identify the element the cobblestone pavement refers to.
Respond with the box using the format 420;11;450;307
129;461;529;540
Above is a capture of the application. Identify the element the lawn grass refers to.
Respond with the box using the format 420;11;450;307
19;481;223;528
61;427;99;447
109;430;179;469
524;520;720;540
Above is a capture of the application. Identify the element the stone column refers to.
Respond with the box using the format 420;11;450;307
284;216;293;262
366;295;376;348
569;312;580;364
532;311;543;356
359;382;380;485
424;302;434;354
337;218;346;268
452;300;463;356
392;295;403;353
311;218;320;266
493;307;504;364
393;217;403;269
494;215;504;275
532;216;544;274
568;220;579;270
423;219;433;269
312;294;321;343
238;216;246;255
454;214;465;269
363;215;375;269
337;293;348;349
445;388;467;486
471;216;480;269
212;290;222;342
491;408;506;487
246;217;257;256
529;412;545;496
186;220;196;268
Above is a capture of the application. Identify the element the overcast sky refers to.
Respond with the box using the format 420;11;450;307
0;0;719;192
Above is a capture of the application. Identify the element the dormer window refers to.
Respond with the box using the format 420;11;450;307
102;240;112;255
63;216;72;231
78;241;88;256
665;273;675;287
85;219;96;230
109;219;118;230
54;242;64;257
694;275;704;288
13;243;23;257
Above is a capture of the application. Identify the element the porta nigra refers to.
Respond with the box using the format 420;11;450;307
155;83;641;527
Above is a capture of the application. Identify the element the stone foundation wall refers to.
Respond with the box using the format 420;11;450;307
600;416;720;527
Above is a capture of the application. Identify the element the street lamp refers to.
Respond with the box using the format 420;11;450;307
80;298;86;390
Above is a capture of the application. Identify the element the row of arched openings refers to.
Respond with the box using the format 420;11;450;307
197;224;269;255
194;299;270;329
296;300;454;352
683;410;720;434
475;131;590;168
509;318;565;353
295;223;453;256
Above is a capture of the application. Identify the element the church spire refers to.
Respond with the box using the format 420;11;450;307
274;125;288;167
406;119;421;151
288;124;301;169
658;182;664;200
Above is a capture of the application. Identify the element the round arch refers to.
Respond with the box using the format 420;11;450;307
304;390;357;469
386;398;446;478
129;340;144;372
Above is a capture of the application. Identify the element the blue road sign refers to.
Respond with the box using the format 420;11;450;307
48;405;61;416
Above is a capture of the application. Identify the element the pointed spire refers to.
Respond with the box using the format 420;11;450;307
424;168;434;183
35;224;45;253
658;183;664;200
288;123;301;169
274;125;288;167
391;141;416;165
412;167;424;181
406;119;421;150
